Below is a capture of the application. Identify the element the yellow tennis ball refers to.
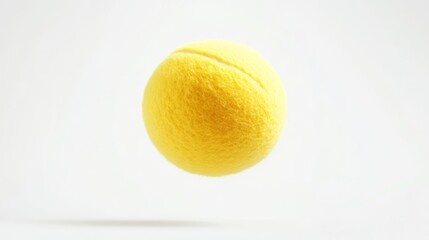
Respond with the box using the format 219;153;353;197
143;40;287;176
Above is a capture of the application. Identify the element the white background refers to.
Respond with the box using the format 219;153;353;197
0;0;428;239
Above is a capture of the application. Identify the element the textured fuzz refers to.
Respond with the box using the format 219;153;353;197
143;40;287;176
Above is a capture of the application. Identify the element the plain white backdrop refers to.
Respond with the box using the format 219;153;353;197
0;0;428;239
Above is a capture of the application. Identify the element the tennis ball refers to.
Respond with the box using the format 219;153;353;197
143;40;286;176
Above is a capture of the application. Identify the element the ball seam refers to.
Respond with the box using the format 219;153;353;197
173;49;266;91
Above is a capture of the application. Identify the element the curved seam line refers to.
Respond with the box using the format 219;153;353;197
173;49;266;90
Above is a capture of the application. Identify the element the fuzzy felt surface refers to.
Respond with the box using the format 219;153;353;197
143;40;287;176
